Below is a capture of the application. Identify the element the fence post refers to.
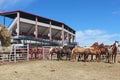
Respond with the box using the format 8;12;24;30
14;46;16;62
27;44;29;61
42;47;44;59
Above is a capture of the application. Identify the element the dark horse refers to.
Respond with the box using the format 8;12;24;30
61;45;72;60
49;45;72;60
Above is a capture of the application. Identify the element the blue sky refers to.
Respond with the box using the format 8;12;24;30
0;0;120;46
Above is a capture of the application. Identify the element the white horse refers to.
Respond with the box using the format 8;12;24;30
116;42;120;53
107;41;119;63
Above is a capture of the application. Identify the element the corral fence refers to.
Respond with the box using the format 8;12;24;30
0;44;55;63
29;45;51;60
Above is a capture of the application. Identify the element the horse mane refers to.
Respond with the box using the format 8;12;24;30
91;42;99;47
99;43;105;48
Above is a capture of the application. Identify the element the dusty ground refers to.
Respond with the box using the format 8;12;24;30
0;60;120;80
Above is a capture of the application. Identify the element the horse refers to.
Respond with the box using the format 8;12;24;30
106;45;113;63
29;47;38;59
71;46;86;61
49;47;62;60
98;43;108;60
91;42;99;49
106;41;118;63
84;42;101;62
49;45;72;61
61;45;72;60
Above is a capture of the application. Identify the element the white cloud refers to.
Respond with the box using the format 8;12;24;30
76;29;120;47
0;0;18;9
85;29;103;36
0;0;33;10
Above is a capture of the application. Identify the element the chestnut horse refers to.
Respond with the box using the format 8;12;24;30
71;46;86;61
98;43;108;60
84;42;101;62
29;47;38;59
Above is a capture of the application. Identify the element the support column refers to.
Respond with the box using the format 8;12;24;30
72;35;75;42
35;17;38;38
67;32;69;42
72;35;74;42
49;21;52;40
17;12;20;36
62;24;64;45
27;44;29;61
74;35;76;42
70;35;73;42
3;16;5;26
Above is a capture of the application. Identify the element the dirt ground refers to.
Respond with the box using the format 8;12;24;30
0;60;120;80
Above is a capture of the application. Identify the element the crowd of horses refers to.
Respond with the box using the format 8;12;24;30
49;41;119;63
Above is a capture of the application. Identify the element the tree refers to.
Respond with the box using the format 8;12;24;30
0;24;11;47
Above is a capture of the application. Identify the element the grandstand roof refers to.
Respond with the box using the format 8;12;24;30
0;10;75;34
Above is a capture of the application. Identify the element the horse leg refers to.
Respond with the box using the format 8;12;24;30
84;53;86;62
68;54;71;61
106;53;109;63
59;52;62;60
58;52;61;60
106;52;108;63
71;54;73;61
51;53;52;60
114;54;117;63
66;53;70;61
112;54;114;63
57;52;59;60
84;54;86;62
66;53;68;61
72;54;76;61
108;54;110;63
77;54;79;61
84;54;88;62
91;54;93;62
98;54;101;62
99;54;101;62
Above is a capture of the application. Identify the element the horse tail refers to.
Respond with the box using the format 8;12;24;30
49;47;53;54
71;48;75;55
71;48;75;61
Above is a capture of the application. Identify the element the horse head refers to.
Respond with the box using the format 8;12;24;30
99;43;105;48
91;42;99;49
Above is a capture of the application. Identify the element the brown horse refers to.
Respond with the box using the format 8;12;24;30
49;47;59;60
84;42;101;62
91;42;99;48
29;47;38;59
98;43;108;60
71;46;86;61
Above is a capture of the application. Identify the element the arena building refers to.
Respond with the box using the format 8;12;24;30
0;10;76;47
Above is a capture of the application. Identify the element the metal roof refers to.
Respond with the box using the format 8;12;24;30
0;10;75;34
